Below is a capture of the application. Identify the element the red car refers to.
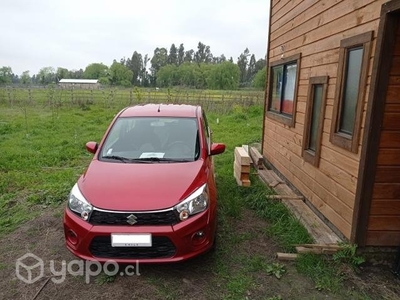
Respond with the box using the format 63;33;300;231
64;104;225;263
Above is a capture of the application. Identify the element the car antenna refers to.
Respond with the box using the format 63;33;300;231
157;104;161;112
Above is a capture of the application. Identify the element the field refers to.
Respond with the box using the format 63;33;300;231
0;87;399;299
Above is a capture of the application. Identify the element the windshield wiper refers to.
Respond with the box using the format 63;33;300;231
135;157;192;163
101;155;130;163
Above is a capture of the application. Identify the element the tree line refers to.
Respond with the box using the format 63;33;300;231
0;42;266;90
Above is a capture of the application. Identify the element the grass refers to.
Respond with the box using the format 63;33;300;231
0;89;359;298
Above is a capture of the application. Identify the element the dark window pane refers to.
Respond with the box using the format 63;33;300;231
270;66;283;112
282;63;297;115
309;84;323;152
340;47;363;135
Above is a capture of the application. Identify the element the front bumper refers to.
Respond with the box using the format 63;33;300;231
63;206;216;263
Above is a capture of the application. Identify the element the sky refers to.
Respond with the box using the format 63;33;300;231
0;0;270;76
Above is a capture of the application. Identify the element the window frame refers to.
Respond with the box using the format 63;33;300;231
266;53;301;127
302;76;329;167
330;31;373;153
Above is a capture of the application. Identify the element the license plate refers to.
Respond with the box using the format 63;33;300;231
111;233;152;247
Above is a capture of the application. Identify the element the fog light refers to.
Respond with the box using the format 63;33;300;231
195;231;205;238
179;210;189;221
191;230;207;246
67;229;78;245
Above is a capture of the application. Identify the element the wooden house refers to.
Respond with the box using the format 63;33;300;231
262;0;400;247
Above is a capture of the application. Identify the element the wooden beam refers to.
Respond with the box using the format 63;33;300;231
276;253;298;261
249;147;264;169
234;147;250;165
265;195;304;200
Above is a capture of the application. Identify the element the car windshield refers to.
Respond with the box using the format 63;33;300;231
100;117;200;163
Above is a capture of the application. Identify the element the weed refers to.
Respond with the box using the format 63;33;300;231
333;243;365;269
95;273;116;285
265;262;286;279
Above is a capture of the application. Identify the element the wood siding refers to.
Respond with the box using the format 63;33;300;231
366;24;400;246
264;0;385;239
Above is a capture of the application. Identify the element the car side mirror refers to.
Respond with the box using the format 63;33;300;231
210;143;225;156
86;141;98;154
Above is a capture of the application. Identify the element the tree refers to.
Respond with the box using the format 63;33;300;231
150;47;168;85
56;67;69;81
168;44;178;65
208;61;240;90
83;63;108;79
127;51;143;85
20;71;31;85
194;42;213;64
156;64;178;87
247;54;256;82
237;48;250;85
68;69;84;79
141;54;150;87
184;50;194;63
252;66;267;89
109;61;133;87
0;66;13;84
178;43;185;65
37;67;56;85
255;58;266;73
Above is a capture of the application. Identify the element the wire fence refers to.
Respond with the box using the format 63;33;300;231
0;86;265;114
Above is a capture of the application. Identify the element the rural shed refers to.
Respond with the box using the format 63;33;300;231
262;0;400;247
58;79;99;89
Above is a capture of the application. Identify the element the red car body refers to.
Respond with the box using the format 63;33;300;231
64;104;225;263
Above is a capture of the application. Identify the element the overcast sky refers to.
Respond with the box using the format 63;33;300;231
1;0;269;76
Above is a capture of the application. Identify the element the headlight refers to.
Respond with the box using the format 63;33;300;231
175;184;209;221
68;183;93;221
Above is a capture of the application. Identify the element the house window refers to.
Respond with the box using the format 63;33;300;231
302;76;328;167
330;32;373;152
266;54;301;126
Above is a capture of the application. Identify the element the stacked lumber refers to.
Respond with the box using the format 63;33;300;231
249;146;264;169
234;146;251;187
276;244;344;261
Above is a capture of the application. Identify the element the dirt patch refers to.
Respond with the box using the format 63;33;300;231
1;207;400;300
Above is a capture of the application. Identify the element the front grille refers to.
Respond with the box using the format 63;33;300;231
89;209;179;226
89;236;176;259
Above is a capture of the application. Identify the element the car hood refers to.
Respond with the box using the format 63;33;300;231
78;159;207;211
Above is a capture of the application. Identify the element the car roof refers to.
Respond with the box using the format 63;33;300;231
119;104;200;118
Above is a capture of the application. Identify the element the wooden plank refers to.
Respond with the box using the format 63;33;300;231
249;147;264;169
377;149;400;166
234;172;250;187
234;160;250;173
368;216;400;231
295;246;338;255
374;166;400;183
386;85;400;103
385;104;400;112
265;194;304;200
370;200;400;215
379;132;400;148
366;231;400;246
372;183;400;199
234;147;250;166
382;113;400;130
276;253;298;261
295;244;343;250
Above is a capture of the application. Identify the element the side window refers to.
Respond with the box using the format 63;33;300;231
266;53;301;127
330;31;373;153
302;76;328;167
